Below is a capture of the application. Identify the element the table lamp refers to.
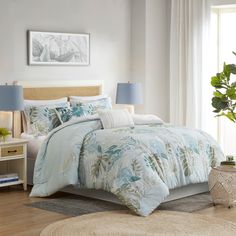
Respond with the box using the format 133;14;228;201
0;84;24;138
116;82;143;114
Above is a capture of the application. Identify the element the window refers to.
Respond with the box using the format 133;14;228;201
210;6;236;155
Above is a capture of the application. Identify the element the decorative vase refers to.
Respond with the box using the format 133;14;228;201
0;135;8;142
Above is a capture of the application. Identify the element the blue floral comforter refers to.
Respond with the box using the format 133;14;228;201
30;116;224;216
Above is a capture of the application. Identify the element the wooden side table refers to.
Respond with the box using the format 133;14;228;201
0;138;28;190
208;166;236;208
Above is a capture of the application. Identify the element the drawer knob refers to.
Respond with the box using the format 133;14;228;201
8;150;17;153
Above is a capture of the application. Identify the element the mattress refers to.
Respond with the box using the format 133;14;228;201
21;133;46;159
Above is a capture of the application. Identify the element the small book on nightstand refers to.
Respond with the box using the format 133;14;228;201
0;173;19;184
220;161;236;166
220;155;236;166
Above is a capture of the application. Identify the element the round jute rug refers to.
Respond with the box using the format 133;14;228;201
40;210;236;236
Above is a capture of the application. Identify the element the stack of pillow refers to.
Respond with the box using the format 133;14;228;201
23;95;112;136
23;94;163;137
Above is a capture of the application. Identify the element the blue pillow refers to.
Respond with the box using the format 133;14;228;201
54;106;85;123
70;97;112;115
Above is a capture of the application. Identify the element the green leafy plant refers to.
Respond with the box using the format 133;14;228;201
0;128;11;142
211;52;236;122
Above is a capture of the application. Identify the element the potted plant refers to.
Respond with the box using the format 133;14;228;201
211;54;236;165
0;128;11;142
211;52;236;122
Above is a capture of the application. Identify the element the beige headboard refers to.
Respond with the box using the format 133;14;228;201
13;81;103;138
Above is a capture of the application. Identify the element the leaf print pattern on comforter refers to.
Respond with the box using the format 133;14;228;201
30;116;224;216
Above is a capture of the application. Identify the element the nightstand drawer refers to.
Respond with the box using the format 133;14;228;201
1;145;23;157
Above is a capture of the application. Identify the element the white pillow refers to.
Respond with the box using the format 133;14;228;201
69;95;108;102
132;114;164;125
24;97;68;106
98;109;134;129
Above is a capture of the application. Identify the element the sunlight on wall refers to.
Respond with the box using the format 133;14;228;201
203;10;218;140
210;7;236;155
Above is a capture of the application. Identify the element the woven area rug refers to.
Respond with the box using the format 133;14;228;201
27;192;213;216
40;210;236;236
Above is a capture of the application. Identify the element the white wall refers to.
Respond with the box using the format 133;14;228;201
130;0;146;112
131;0;170;121
0;0;131;102
145;0;170;121
130;0;146;86
0;0;171;119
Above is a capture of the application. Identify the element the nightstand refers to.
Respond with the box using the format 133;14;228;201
209;166;236;208
0;138;28;190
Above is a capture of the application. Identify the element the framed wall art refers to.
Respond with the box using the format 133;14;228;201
28;31;90;66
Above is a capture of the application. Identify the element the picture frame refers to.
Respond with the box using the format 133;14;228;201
28;31;90;66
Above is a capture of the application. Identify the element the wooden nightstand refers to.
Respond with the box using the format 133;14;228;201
0;138;28;190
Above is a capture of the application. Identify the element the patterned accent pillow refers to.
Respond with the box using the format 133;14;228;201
70;97;112;115
24;106;61;136
24;102;68;136
54;106;85;123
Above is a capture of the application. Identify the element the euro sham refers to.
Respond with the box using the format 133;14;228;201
24;102;68;136
69;94;109;102
24;97;68;106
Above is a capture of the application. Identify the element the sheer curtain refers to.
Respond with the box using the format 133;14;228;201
169;0;211;129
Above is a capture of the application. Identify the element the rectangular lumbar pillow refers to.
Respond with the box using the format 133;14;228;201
98;109;134;129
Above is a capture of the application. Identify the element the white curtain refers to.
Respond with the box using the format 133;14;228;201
169;0;211;129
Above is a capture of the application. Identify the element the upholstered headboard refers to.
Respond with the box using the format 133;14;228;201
13;80;103;138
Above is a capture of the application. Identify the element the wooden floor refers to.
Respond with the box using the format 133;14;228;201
0;186;69;236
1;186;236;236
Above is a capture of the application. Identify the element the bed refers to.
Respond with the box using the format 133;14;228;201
14;80;103;184
13;81;224;216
